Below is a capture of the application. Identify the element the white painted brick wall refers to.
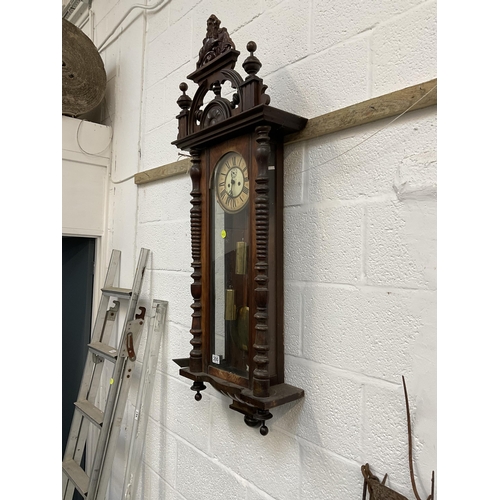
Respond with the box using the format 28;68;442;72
89;0;437;498
284;204;364;284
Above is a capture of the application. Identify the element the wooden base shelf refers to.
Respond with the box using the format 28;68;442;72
174;359;304;415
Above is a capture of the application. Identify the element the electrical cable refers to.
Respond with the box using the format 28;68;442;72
75;118;134;184
76;118;113;156
71;1;167;184
97;0;167;52
109;173;137;184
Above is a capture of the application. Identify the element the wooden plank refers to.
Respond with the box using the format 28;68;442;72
134;157;191;185
134;79;437;185
284;78;437;145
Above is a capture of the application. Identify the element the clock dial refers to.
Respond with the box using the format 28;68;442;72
215;152;249;214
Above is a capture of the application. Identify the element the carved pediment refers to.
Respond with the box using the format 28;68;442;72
173;15;272;144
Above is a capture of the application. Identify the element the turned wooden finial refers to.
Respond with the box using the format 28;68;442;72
243;41;262;78
177;82;191;110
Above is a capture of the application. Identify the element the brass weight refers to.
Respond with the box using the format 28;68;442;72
235;241;247;275
225;289;237;321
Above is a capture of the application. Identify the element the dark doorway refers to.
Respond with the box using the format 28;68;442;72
62;237;95;459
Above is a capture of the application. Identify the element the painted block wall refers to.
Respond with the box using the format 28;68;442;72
89;0;437;498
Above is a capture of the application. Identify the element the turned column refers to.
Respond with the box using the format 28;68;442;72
189;148;203;374
252;125;271;398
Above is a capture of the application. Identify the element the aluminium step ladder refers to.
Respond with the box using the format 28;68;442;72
62;248;150;500
122;299;168;500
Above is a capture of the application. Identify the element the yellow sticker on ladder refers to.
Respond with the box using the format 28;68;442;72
110;378;114;385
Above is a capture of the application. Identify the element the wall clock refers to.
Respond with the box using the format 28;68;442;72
173;14;307;435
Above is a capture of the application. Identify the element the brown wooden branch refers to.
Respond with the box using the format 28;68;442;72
403;376;435;500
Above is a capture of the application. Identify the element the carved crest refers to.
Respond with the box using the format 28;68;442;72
197;14;236;69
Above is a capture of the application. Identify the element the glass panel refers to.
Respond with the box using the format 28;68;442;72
210;152;250;379
212;198;226;360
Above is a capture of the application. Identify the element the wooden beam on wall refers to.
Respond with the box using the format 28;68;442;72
284;78;437;145
134;78;437;185
135;158;191;185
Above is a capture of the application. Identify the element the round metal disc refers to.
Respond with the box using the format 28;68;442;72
62;18;106;116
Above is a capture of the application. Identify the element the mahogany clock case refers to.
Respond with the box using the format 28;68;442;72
171;16;307;431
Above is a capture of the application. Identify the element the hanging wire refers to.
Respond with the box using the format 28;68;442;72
287;84;437;178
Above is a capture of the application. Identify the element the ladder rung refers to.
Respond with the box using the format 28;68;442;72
102;286;132;298
75;400;104;427
62;458;89;496
89;341;119;363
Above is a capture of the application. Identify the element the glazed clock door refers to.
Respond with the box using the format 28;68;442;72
210;150;251;384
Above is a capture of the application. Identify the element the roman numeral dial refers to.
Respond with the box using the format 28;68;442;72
215;152;250;214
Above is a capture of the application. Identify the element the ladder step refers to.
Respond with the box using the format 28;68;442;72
62;458;89;496
75;400;104;427
102;286;132;298
89;341;119;363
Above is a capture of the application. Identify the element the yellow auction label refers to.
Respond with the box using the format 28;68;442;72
221;230;227;239
110;378;114;385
